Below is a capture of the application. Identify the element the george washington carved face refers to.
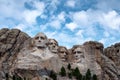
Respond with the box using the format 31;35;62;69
33;32;48;48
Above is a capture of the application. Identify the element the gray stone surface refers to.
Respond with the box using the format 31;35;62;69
0;28;120;80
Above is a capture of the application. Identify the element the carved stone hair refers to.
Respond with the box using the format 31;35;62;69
48;39;58;46
58;46;68;54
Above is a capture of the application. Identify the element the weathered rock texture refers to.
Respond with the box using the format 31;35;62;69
0;28;30;79
103;43;120;80
0;28;120;80
83;41;103;79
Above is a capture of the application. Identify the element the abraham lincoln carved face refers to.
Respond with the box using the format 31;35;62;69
72;46;85;63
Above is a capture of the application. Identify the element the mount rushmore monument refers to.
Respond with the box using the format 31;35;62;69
0;28;120;80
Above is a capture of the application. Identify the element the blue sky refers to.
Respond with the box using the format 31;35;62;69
0;0;120;48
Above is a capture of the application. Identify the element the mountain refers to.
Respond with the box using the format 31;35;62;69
0;28;119;80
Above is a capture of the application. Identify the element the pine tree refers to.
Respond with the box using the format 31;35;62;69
72;67;82;80
49;70;57;80
92;74;98;80
67;63;71;70
85;69;91;80
68;72;72;79
5;73;9;80
82;75;86;80
12;75;16;80
59;66;66;77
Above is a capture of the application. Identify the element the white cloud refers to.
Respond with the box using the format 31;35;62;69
99;38;107;45
39;11;66;30
65;22;78;31
45;0;60;15
40;14;47;19
66;0;76;8
57;12;66;22
96;0;120;11
75;30;84;38
70;11;89;27
104;31;110;37
14;24;26;30
99;10;120;30
23;10;40;24
0;0;25;20
0;0;45;25
49;20;61;29
23;1;45;24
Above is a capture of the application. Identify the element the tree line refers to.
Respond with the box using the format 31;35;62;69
50;63;98;80
5;63;98;80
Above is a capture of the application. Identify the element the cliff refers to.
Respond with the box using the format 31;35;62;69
0;28;119;80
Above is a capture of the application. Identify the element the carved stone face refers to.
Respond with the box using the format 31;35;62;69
73;47;84;63
48;39;58;53
58;47;68;61
33;32;48;48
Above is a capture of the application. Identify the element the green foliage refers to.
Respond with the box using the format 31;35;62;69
67;63;71;70
49;70;57;80
92;74;98;80
5;73;9;80
59;66;66;77
72;67;82;80
12;74;22;80
82;75;86;80
85;69;91;80
68;72;72;79
23;77;26;80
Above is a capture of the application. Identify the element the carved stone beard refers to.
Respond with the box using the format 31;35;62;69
33;32;48;48
73;47;85;63
48;39;58;53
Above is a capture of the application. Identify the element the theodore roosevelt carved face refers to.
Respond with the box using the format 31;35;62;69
58;46;68;61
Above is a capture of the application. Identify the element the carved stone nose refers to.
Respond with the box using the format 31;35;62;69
63;52;66;55
38;40;41;42
75;55;78;57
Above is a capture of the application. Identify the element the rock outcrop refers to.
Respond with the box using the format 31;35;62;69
103;43;120;80
0;28;120;80
0;28;30;79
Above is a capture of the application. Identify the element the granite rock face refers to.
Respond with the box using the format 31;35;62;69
103;43;120;80
11;32;63;80
83;41;103;79
0;28;120;80
0;28;30;80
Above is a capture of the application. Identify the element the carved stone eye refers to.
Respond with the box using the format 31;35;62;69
40;37;45;40
35;37;39;40
50;42;54;45
73;51;82;54
77;51;82;53
61;51;66;54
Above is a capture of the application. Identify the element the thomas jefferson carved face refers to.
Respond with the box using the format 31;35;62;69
33;32;48;48
48;39;58;53
72;46;84;63
58;46;68;61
